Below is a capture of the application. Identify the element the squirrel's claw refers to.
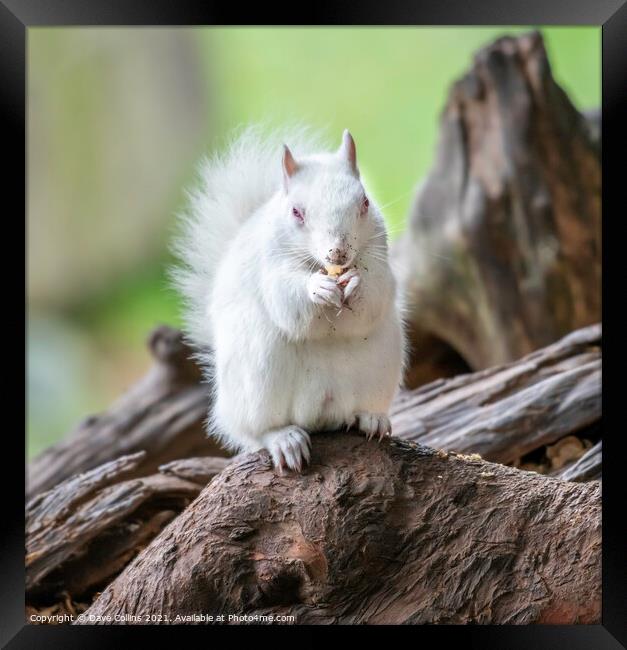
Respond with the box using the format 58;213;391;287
262;426;311;474
338;269;361;305
353;412;392;443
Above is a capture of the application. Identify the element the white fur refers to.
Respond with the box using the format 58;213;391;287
172;126;406;471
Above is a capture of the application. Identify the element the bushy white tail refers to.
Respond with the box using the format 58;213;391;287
171;124;325;349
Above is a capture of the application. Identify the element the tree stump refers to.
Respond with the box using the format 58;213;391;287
393;31;601;387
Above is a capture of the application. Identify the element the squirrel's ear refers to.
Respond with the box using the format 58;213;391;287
338;129;359;176
282;144;299;191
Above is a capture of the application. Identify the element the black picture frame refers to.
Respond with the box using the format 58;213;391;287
6;0;624;646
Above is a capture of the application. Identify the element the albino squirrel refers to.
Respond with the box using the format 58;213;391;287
172;126;405;473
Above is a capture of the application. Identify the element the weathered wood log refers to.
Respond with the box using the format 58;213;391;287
26;452;231;602
393;31;601;386
158;455;233;484
25;323;600;613
557;441;601;483
79;433;601;625
27;326;228;500
390;323;601;465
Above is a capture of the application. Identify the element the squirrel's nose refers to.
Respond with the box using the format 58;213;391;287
326;247;349;265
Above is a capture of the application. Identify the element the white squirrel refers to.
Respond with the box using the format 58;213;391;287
172;126;405;473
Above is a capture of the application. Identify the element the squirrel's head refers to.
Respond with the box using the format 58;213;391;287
280;130;381;270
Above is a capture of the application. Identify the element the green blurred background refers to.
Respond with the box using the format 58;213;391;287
27;27;600;459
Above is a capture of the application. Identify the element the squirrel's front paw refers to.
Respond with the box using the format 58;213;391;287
337;268;361;306
308;272;343;309
261;426;312;474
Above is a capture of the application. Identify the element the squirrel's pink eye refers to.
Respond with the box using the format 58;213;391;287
360;197;369;215
292;207;304;224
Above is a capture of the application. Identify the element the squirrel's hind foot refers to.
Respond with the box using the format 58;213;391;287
350;412;392;442
261;426;312;475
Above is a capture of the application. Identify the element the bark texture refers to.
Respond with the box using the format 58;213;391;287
394;31;601;386
80;434;601;625
26;452;231;601
390;323;601;465
558;441;601;483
